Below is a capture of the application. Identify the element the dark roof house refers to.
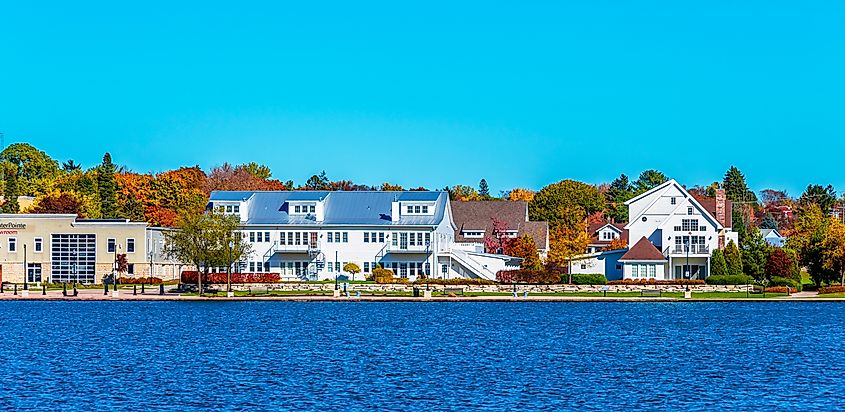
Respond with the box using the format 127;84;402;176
450;201;549;254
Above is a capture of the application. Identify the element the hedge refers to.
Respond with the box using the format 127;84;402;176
570;273;607;285
117;277;163;285
608;279;705;286
181;271;281;284
819;286;845;295
769;276;802;292
496;270;560;284
764;286;791;294
705;274;754;285
412;278;496;286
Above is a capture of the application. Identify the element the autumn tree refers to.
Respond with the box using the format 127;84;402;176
343;262;362;281
304;171;331;190
241;162;272;180
205;163;286;193
380;182;404;191
483;217;511;254
98;153;118;218
530;180;604;229
507;188;535;202
28;191;85;216
822;218;845;285
509;235;542;270
765;248;799;281
447;185;480;201
607;237;627;251
787;204;834;286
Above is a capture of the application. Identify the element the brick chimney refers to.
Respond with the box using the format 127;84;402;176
715;189;726;227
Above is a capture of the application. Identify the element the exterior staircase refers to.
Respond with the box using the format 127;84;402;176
443;248;498;281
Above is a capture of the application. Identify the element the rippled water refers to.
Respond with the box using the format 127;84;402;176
0;301;843;410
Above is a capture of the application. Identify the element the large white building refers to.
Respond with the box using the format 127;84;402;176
618;179;738;280
207;191;519;282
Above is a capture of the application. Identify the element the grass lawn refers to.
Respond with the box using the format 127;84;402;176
812;292;845;298
179;290;790;299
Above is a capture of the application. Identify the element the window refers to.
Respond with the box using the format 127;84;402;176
631;264;638;277
128;264;135;275
616;264;622;270
295;232;302;245
249;232;255;242
233;205;240;213
51;234;96;283
280;232;286;245
364;232;370;243
399;263;408;278
249;262;255;272
699;226;707;232
265;232;271;242
581;264;587;269
327;232;333;243
462;231;484;238
294;205;301;213
335;262;340;272
422;205;429;214
407;205;413;213
414;205;421;213
648;264;656;277
309;205;316;213
681;219;699;232
34;238;43;253
107;238;115;253
328;262;333;273
265;262;270;272
126;238;135;253
364;262;370;273
671;197;676;205
27;263;41;283
379;232;385;243
335;232;341;243
342;232;348;243
641;264;648;277
425;233;430;245
687;207;693;215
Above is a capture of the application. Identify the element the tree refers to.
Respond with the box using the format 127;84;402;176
608;237;627;251
98;153;118;218
547;225;590;282
633;169;668;194
765;248;799;281
507;188;535;202
724;241;743;277
761;189;789;206
605;174;633;223
710;249;728;277
304;171;331;190
800;184;836;214
165;210;246;295
530;180;604;230
0;143;60;196
823;218;845;285
508;235;542;270
28;191;85;216
1;162;19;213
447;185;480;201
760;213;778;230
483;217;511;254
62;160;82;172
115;253;129;275
741;230;769;281
479;179;491;199
241;162;272;180
723;166;756;203
787;204;834;286
343;262;362;281
380;182;404;191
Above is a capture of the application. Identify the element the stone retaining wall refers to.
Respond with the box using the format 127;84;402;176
229;283;752;294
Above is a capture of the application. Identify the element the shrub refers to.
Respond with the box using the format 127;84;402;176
181;271;281;284
705;274;754;285
372;267;403;284
117;277;164;285
496;270;560;284
607;279;705;286
819;286;845;295
570;273;607;285
412;278;496;286
764;286;791;294
769;276;801;291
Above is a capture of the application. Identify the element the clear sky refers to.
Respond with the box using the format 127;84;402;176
1;1;843;196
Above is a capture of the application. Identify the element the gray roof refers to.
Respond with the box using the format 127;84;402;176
209;191;448;227
759;228;784;238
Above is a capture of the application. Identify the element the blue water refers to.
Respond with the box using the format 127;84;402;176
0;301;843;411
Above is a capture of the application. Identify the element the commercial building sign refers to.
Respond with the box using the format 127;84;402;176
0;222;26;235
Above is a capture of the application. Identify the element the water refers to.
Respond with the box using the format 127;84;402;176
0;301;843;411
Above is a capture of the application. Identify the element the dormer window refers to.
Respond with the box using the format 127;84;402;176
402;202;435;216
290;202;317;215
687;207;693;215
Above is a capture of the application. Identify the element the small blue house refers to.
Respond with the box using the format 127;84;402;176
760;228;786;247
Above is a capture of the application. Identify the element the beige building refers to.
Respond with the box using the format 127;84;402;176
0;214;152;285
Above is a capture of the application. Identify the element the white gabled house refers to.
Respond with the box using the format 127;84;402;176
619;179;738;280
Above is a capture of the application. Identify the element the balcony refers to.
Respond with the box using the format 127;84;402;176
667;245;710;255
386;243;431;253
272;243;320;255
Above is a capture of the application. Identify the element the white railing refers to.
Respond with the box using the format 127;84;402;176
669;245;710;255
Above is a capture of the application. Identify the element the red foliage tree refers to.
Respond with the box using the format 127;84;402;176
29;192;85;216
484;217;511;254
765;248;799;281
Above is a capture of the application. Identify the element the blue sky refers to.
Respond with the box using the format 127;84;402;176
1;1;843;197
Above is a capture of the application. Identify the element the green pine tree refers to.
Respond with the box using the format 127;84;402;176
98;153;117;218
724;240;743;277
742;230;770;281
760;213;778;230
710;249;728;277
479;179;490;199
2;162;20;213
723;166;756;203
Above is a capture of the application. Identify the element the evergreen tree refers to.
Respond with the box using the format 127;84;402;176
479;178;491;199
723;166;756;203
97;153;117;218
799;184;836;214
710;249;728;277
2;162;19;213
633;169;668;194
724;240;743;277
605;174;633;223
742;230;770;281
760;213;778;230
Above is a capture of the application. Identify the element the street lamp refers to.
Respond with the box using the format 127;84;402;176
23;243;27;291
227;239;233;295
334;250;339;291
113;244;120;291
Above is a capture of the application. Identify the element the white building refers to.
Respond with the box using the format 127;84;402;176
618;180;738;280
207;191;519;282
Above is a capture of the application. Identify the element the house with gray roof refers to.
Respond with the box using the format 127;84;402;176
208;191;519;281
759;228;786;247
450;200;549;260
